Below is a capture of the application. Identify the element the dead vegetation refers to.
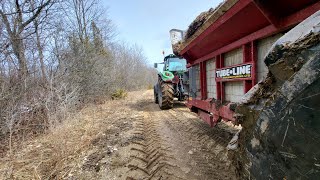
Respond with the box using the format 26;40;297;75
172;6;215;56
0;107;98;179
185;8;216;40
173;0;237;56
0;0;156;159
0;92;138;179
172;7;217;56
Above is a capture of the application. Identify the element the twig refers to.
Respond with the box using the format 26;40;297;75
281;119;290;147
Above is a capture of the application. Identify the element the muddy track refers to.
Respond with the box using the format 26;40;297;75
127;108;184;179
126;91;237;180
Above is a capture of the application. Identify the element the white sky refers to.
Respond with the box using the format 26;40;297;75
103;0;223;65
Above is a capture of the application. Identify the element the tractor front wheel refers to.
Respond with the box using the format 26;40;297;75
158;82;174;110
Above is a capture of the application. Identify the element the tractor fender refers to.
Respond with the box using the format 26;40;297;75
159;71;174;81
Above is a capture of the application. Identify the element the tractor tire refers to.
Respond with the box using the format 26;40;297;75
154;85;159;104
158;82;174;110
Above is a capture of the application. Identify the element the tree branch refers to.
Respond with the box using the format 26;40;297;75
19;0;53;33
0;10;13;35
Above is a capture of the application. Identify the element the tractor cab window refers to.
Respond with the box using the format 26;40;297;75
156;63;165;73
166;58;187;72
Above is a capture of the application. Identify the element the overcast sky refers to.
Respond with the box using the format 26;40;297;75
103;0;222;65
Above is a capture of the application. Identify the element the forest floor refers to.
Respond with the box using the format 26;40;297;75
0;90;239;180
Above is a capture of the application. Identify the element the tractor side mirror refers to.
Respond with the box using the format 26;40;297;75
154;63;158;68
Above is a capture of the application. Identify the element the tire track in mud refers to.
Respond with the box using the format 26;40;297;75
126;103;185;179
161;109;236;180
126;91;237;179
169;108;236;152
169;108;231;145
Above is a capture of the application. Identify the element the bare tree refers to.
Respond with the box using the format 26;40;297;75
0;0;53;81
61;0;114;43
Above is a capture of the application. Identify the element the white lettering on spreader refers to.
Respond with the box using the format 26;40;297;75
216;64;252;79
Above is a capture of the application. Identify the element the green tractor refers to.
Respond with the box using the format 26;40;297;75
154;54;187;109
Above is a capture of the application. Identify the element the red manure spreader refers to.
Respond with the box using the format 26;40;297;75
171;0;320;179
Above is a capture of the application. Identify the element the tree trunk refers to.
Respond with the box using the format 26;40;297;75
35;23;47;85
31;0;48;85
11;34;28;82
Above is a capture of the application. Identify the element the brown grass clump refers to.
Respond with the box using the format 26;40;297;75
111;89;128;100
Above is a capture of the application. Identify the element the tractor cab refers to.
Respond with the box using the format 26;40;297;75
163;54;187;73
154;54;187;74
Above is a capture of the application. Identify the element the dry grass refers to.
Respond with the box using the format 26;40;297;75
0;103;111;179
0;90;146;179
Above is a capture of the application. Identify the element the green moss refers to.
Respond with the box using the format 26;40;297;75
111;89;128;100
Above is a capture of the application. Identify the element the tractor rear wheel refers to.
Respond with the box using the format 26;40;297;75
158;82;174;110
154;85;159;104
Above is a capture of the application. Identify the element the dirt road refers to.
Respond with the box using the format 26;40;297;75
94;90;238;180
0;90;238;179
